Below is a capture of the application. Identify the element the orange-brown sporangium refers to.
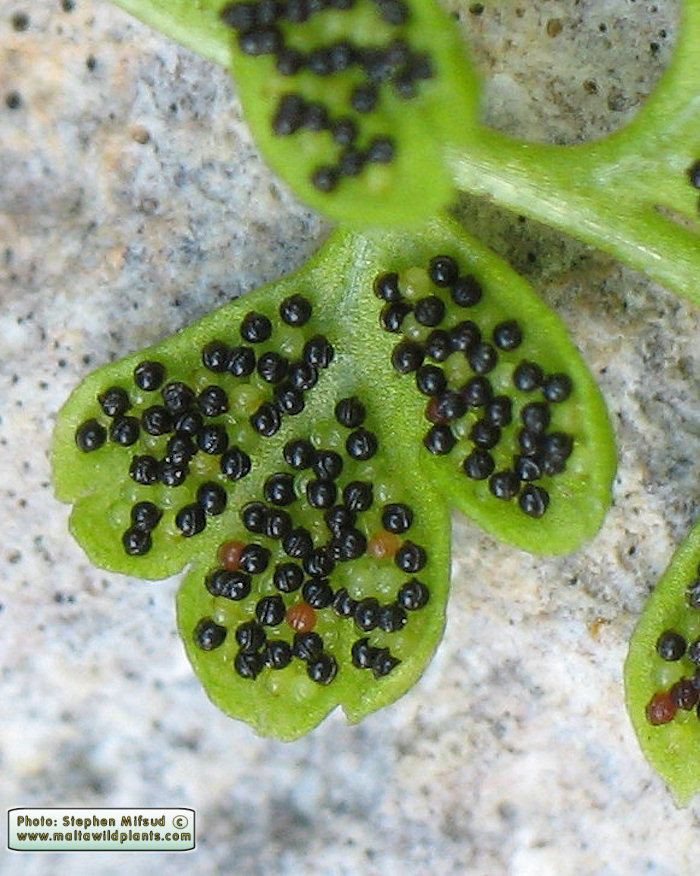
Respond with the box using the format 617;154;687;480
286;602;317;633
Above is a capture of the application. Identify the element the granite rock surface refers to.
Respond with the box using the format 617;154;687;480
1;1;699;874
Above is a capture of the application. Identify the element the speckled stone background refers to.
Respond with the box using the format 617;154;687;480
1;1;699;873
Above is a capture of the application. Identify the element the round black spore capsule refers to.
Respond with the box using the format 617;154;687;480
241;502;268;534
325;505;356;536
339;147;365;177
351;82;378;112
279;294;312;327
197;424;229;455
221;447;252;481
687;582;700;609
451;275;482;307
302;578;334;609
463;376;493;408
414;296;446;327
518;428;542;456
367;136;395;163
256;595;286;627
335;397;366;428
275;383;305;415
288;361;318;391
374;272;401;302
229;346;256;378
313;450;343;480
688;640;700;664
220;2;256;30
425;329;451;362
240;543;271;575
332;116;358;146
343;481;373;512
493;320;523;351
194;618;227;651
308;653;338;685
201;341;231;373
273;562;304;593
687;160;700;189
198;385;229;417
141;405;173;436
656;630;687;661
311;166;339;193
307;479;337;509
250;403;281;437
469;420;500;450
265;509;292;540
303;335;334;369
283;527;313;560
352;637;380;670
236;620;266;652
429;255;458;287
398;578;429;610
176;504;206;537
197;482;227;516
382;503;413;534
276;46;304;76
159;461;189;488
469;342;498;375
381;301;411;333
392;340;423;374
332;528;367;561
265;640;293;670
234;650;264;679
521;402;551;434
207;570;251;601
161;382;195;415
395;541;427;573
355;598;380;632
303;102;329;131
293;631;323;661
98;387;130;418
166;434;196;466
372;648;401;678
416;365;447;397
424;425;456;455
76;419;106;452
174;409;203;437
450;320;480;352
130;454;159;485
543;373;573;403
435;390;467;422
485;396;512;428
257;352;289;384
284;438;315;470
378;604;407;633
518;484;550;518
333;588;358;618
304;546;336;577
110;416;140;446
122;527;152;556
264;472;297;506
463;449;495;480
489;471;520;501
134;360;165;391
240;311;272;343
541;432;573;462
513;361;544;392
131;501;162;532
346;428;378;460
514;454;543;482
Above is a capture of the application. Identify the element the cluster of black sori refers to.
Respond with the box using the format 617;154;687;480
193;405;429;686
74;295;335;555
220;0;434;192
645;563;700;725
377;253;576;519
